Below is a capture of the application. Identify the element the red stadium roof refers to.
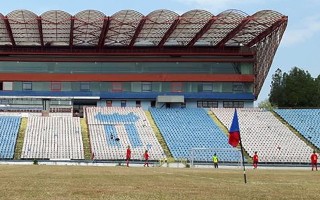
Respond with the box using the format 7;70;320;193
0;9;288;96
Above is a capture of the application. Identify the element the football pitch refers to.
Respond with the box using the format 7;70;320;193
0;165;319;200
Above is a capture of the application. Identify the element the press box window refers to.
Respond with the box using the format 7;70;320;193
171;82;182;92
23;82;32;91
223;101;244;108
51;82;61;91
112;82;123;92
142;82;152;92
197;101;218;108
202;83;213;92
121;100;126;107
80;82;90;91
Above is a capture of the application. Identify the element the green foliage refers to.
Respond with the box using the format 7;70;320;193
258;99;274;110
80;118;91;160
14;117;28;159
269;67;320;108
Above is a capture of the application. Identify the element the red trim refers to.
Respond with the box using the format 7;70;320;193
0;47;254;56
216;17;252;47
0;57;254;63
37;17;44;47
158;18;180;47
98;17;110;48
187;17;218;47
3;17;15;46
0;73;254;82
129;17;147;47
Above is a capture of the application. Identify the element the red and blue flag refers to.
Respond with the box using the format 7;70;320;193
229;109;240;147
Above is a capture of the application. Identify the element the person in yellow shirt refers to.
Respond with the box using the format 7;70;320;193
212;153;219;169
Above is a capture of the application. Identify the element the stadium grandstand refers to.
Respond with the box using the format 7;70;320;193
0;9;287;112
4;9;319;166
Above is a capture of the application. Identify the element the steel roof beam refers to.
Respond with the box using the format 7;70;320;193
187;16;217;47
216;16;252;47
69;17;75;47
129;17;147;47
3;17;15;46
246;16;288;47
37;17;44;47
158;17;180;47
98;17;110;48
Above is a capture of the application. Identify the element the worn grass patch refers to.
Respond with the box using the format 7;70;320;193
0;165;319;200
14;117;28;159
80;118;91;160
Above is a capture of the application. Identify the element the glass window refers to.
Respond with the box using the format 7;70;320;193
202;83;213;92
171;82;182;92
136;100;141;108
233;83;244;92
51;82;61;91
197;101;218;108
197;101;202;107
80;82;90;91
23;82;32;91
112;82;122;92
106;100;112;107
223;101;244;108
121;100;126;107
142;82;152;92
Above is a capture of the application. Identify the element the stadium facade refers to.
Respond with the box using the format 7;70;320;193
0;9;287;115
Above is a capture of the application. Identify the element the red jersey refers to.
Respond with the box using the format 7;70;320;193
144;152;149;160
311;153;318;163
253;155;258;162
126;148;131;159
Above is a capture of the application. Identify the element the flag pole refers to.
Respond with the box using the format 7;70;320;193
239;134;247;184
229;108;247;184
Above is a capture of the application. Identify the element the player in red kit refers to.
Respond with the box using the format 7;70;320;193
126;146;131;167
143;150;149;167
311;150;318;171
253;151;258;169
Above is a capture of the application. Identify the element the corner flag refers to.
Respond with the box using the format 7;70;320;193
229;109;240;147
228;109;247;184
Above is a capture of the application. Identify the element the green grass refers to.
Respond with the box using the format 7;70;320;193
0;165;319;200
14;117;28;159
80;118;91;160
145;111;172;158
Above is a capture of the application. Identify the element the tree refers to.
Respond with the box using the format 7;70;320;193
269;67;320;108
258;99;273;110
269;68;285;107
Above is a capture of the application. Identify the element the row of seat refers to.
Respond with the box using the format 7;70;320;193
0;116;21;158
21;116;84;159
86;107;165;160
275;109;320;149
212;108;313;163
0;107;317;163
150;108;240;162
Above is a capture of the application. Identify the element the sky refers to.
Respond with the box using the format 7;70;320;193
1;0;320;103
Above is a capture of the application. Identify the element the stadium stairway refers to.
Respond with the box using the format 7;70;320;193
80;118;92;160
14;117;27;159
271;110;320;152
208;111;252;162
145;111;173;158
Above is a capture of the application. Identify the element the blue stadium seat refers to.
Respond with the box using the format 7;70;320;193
150;108;239;162
275;109;320;149
0;116;21;159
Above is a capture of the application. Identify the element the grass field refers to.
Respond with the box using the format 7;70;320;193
0;165;319;200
